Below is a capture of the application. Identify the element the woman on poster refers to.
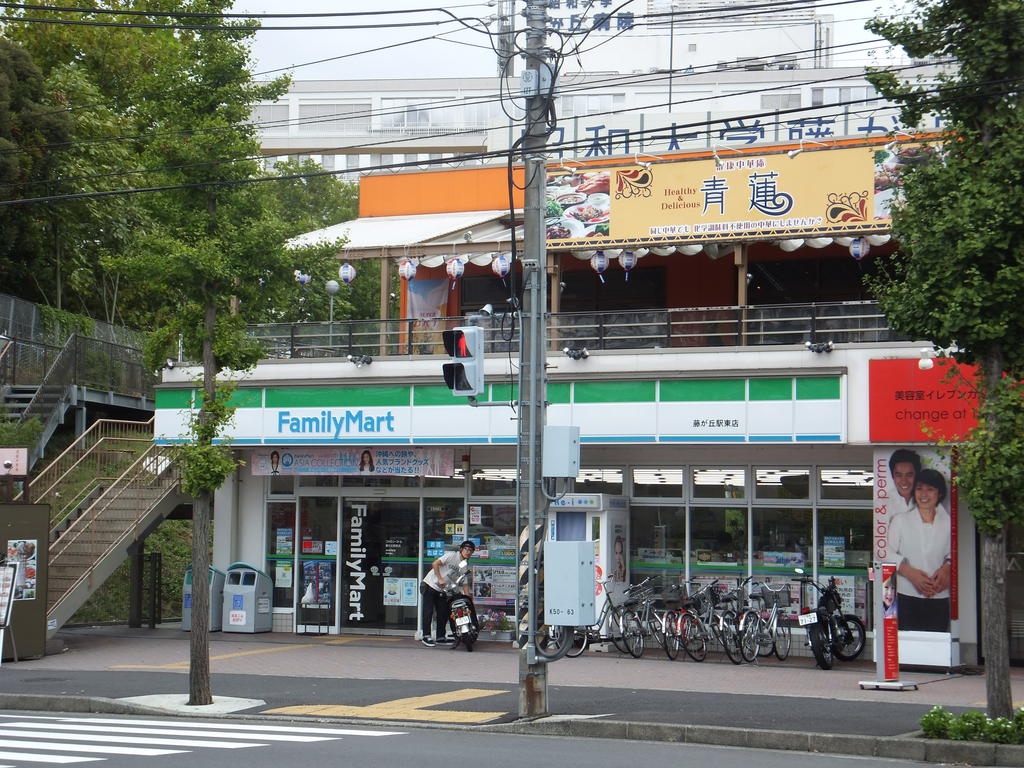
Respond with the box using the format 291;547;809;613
888;468;951;632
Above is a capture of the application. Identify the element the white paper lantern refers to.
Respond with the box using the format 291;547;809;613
590;252;609;283
445;259;465;280
398;259;418;281
294;270;312;287
491;254;511;278
620;251;638;281
338;263;356;284
849;237;871;260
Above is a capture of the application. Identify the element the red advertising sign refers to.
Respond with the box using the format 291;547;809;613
869;358;979;442
881;563;899;681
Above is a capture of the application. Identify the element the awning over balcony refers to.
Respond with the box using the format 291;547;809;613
287;209;523;261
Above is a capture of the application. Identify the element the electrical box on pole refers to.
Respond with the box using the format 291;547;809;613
543;541;596;627
441;326;485;397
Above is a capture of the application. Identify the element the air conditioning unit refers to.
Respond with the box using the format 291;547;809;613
737;57;768;71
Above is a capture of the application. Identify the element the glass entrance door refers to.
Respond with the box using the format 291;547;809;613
341;499;421;631
297;496;339;634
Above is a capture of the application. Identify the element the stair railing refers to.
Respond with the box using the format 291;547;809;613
47;443;181;614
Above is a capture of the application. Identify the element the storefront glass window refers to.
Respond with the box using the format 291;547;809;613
471;468;516;497
467;503;517;632
265;501;296;609
631;468;684;499
576;468;624;495
751;507;811;573
690;506;746;572
423;467;466;488
817;508;871;623
818;468;873;501
341;474;420;488
299;476;339;487
630;505;685;586
268;475;294;495
692;467;747;499
755;468;811;501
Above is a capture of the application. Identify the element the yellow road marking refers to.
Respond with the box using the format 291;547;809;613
110;636;393;669
262;688;509;724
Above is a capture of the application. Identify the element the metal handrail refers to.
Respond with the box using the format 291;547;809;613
245;300;905;360
47;444;180;613
21;418;154;525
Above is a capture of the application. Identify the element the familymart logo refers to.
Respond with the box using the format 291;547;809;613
276;409;397;437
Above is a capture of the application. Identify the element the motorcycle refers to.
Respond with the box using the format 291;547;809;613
442;560;479;652
794;568;866;670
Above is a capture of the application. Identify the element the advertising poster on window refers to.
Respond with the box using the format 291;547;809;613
252;447;454;477
0;562;18;628
873;446;956;665
5;539;37;600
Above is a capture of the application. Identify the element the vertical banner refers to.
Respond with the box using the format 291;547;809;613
881;563;899;680
873;446;954;668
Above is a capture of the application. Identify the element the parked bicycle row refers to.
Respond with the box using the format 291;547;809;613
557;569;866;669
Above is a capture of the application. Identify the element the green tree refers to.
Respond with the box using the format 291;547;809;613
0;38;72;295
866;0;1024;717
116;1;290;706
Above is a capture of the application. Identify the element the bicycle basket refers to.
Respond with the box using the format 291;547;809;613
759;584;791;609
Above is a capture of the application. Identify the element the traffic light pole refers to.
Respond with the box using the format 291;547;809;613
516;0;551;719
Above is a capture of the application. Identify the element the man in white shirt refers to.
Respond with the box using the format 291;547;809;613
420;541;476;646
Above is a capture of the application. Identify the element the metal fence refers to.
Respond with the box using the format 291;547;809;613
247;300;906;360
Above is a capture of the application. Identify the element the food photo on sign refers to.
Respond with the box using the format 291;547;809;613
545;170;612;240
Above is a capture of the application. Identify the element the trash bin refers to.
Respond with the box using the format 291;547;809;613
222;562;273;633
182;564;226;632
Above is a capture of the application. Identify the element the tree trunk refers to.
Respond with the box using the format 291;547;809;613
188;298;218;707
981;527;1011;718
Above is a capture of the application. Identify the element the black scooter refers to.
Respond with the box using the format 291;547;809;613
442;560;479;652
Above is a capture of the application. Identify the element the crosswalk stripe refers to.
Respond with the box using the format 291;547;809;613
0;753;101;764
2;724;334;743
0;730;260;750
0;739;186;757
58;718;404;737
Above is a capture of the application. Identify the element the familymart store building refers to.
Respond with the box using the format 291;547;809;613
155;344;980;665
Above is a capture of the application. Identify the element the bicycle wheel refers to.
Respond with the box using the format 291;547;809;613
662;611;680;660
773;622;792;661
741;610;772;657
623;611;645;658
651;612;668;651
566;629;589;658
680;611;707;662
738;613;758;663
718;610;743;665
833;614;866;661
609;606;632;654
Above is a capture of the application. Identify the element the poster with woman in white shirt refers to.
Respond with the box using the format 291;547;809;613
873;447;954;633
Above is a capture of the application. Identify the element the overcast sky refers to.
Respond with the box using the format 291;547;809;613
231;0;908;82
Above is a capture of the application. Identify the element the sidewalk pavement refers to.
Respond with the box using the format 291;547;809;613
1;625;1021;765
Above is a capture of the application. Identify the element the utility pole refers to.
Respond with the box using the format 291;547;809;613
516;0;552;719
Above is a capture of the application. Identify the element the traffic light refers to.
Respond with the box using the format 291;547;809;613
442;326;485;397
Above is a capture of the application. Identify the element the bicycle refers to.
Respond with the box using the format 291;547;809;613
620;580;684;660
675;579;751;664
738;579;792;661
566;576;653;657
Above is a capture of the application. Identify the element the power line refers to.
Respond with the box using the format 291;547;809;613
1;77;1007;208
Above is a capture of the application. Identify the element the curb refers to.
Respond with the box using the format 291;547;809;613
3;694;1024;766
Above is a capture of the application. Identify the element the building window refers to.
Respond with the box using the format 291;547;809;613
471;467;516;497
575;468;623;495
297;102;371;133
751;507;812;572
690;506;746;570
265;501;296;609
692;467;746;499
755;468;811;501
252;104;290;135
761;92;801;110
631;467;684;499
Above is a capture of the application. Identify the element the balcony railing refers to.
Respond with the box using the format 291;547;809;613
247;300;907;360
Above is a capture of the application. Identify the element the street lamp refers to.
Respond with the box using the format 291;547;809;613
325;279;340;354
